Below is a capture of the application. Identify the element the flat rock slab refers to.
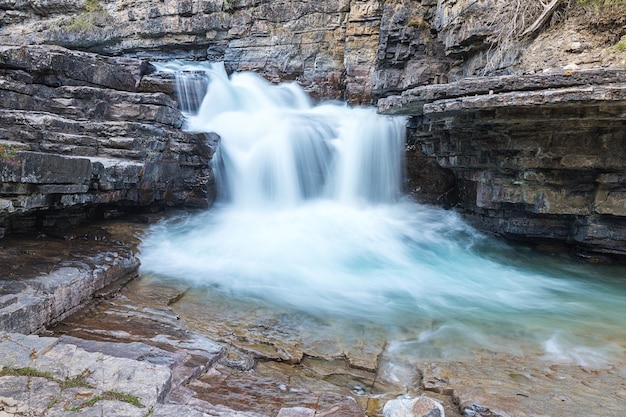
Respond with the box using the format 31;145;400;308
0;223;141;334
0;332;171;416
378;69;626;115
419;358;626;417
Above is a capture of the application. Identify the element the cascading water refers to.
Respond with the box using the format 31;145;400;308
142;62;626;368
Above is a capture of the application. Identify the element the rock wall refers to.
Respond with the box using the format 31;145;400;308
380;69;626;260
1;1;624;103
1;0;625;255
0;0;385;103
0;45;215;238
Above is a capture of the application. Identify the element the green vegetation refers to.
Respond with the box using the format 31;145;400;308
223;0;234;13
408;16;429;29
59;369;95;389
0;366;55;380
0;366;94;389
0;144;18;159
64;0;109;30
85;0;102;13
613;40;626;53
67;390;144;411
0;366;142;411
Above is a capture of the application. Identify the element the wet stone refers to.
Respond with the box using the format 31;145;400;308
383;396;445;417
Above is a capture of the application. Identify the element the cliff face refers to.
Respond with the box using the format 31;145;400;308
1;0;626;257
0;0;384;104
380;69;626;259
375;2;626;260
1;1;624;102
0;45;215;238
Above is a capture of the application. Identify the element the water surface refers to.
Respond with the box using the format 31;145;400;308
141;62;626;369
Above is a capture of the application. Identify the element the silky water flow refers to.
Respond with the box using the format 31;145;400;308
141;62;626;370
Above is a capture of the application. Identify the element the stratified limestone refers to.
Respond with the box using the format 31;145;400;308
0;44;216;237
0;221;142;334
0;332;172;416
379;69;626;259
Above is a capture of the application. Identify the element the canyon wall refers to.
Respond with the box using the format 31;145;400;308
0;45;215;237
380;69;626;260
1;0;626;257
5;0;622;104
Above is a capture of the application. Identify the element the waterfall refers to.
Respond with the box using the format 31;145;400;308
141;62;626;366
157;62;405;207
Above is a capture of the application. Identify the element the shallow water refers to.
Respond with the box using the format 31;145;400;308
142;62;626;370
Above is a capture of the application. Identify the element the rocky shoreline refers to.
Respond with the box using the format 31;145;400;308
0;219;454;417
1;220;625;417
379;68;626;261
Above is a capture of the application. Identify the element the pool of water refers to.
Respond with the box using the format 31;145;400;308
141;61;626;372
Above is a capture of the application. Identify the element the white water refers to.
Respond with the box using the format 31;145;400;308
142;62;626;366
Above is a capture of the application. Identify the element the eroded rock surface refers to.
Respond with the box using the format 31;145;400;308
1;0;623;104
0;45;216;238
379;69;626;259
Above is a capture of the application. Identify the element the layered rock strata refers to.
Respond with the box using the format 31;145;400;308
0;45;216;238
379;69;626;259
1;0;624;105
0;0;386;104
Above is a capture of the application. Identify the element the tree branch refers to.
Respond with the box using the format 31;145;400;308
521;0;561;38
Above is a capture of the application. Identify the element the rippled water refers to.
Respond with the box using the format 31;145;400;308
142;62;626;368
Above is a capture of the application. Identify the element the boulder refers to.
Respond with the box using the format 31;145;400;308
383;396;445;417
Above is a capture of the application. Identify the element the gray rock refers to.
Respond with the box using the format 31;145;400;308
277;407;316;417
0;254;139;334
0;45;149;92
49;400;147;417
378;70;626;259
0;332;58;365
383;396;445;417
0;45;216;238
0;376;61;415
378;69;626;115
151;404;211;417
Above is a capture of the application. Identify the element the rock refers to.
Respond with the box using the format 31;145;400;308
150;404;211;417
0;222;141;334
0;44;216;237
277;407;316;417
379;69;626;259
49;400;147;417
0;333;58;366
0;45;150;92
419;358;626;417
383;396;445;417
0;332;173;416
0;376;62;415
378;69;626;115
34;342;172;406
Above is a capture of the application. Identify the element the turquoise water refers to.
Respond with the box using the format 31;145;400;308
141;62;626;367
